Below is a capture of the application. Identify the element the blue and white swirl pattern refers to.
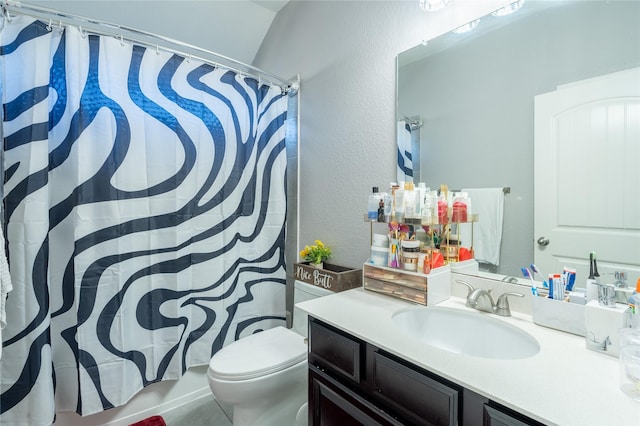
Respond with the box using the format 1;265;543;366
0;16;288;423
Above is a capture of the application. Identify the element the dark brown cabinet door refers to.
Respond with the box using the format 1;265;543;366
308;316;543;426
310;368;402;426
483;404;544;426
369;348;459;425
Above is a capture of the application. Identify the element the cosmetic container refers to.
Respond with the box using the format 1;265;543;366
367;187;381;220
383;191;392;222
585;300;629;356
400;240;420;272
394;185;406;222
377;197;385;222
421;190;437;225
370;245;389;266
421;247;433;274
415;183;427;218
437;193;448;224
403;182;416;219
451;193;468;222
372;233;388;248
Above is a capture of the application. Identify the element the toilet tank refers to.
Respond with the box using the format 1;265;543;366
292;280;333;337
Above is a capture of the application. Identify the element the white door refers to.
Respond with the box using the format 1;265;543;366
534;67;640;288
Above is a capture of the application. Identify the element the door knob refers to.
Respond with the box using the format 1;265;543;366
537;237;550;247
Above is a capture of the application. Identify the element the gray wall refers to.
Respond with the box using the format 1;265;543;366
398;1;640;276
255;0;511;278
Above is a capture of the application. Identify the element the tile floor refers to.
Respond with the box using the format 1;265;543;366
161;394;232;426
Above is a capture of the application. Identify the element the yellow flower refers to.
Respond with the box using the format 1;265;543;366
300;240;332;264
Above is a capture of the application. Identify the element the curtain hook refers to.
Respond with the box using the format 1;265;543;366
156;44;159;55
120;34;124;46
46;19;52;31
58;20;63;34
187;53;191;63
79;25;86;38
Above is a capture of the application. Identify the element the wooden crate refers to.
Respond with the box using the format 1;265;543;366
294;262;362;293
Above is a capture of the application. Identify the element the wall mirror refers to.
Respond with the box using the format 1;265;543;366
397;0;640;282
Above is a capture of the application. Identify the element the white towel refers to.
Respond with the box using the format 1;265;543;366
0;221;13;360
459;188;504;266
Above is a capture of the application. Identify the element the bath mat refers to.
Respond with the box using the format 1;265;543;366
130;415;166;426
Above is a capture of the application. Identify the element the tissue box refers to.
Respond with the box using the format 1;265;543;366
532;296;586;336
585;300;629;357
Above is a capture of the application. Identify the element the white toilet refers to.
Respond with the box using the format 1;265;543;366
207;280;332;426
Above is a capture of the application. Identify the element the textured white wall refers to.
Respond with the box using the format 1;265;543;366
255;0;513;269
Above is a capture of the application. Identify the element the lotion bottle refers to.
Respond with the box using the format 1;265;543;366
416;183;427;218
394;183;406;222
404;182;416;219
367;187;381;220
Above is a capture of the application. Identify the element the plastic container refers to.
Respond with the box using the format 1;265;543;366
400;240;420;272
620;344;640;401
372;233;389;248
367;187;381;220
437;193;448;223
370;245;389;266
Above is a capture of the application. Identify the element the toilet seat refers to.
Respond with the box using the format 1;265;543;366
208;326;307;381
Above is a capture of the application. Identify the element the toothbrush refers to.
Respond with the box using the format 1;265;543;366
592;251;600;280
530;264;549;288
521;267;538;296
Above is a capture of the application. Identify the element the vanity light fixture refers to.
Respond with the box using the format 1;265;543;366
452;19;480;34
419;0;451;12
491;0;525;17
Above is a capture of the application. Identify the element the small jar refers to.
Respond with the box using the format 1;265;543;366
400;240;420;272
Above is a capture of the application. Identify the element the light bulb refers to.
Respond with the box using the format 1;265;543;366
452;19;480;34
419;0;451;12
492;0;525;17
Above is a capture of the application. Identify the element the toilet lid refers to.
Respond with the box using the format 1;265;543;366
208;326;307;381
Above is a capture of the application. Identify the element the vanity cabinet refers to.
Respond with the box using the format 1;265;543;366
308;317;543;426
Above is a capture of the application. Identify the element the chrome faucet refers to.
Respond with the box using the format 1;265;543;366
456;280;524;317
466;287;496;314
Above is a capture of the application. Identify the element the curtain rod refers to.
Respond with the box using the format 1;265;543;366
0;0;297;94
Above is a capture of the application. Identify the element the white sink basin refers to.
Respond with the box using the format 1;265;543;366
391;307;540;360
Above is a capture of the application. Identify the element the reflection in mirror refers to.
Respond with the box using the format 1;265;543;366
397;0;640;280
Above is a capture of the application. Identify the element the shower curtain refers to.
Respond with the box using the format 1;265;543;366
397;120;413;183
0;16;288;425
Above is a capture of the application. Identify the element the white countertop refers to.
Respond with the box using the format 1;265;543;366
296;288;640;425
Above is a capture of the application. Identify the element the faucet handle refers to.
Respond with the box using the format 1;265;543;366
456;280;475;297
495;292;524;317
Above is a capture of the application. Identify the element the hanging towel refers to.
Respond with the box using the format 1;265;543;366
459;188;505;266
0;220;13;360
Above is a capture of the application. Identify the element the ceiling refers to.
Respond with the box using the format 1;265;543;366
252;0;290;13
20;0;292;65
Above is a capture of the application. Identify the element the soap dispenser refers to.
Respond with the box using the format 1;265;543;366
585;282;629;357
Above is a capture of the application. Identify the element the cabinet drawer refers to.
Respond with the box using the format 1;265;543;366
369;348;459;426
483;403;545;426
310;368;403;426
309;318;364;383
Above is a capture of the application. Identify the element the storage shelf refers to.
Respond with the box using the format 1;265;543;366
363;214;478;226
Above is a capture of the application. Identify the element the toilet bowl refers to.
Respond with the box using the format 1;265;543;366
207;280;333;426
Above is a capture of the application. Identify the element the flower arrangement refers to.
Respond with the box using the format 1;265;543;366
300;240;332;265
